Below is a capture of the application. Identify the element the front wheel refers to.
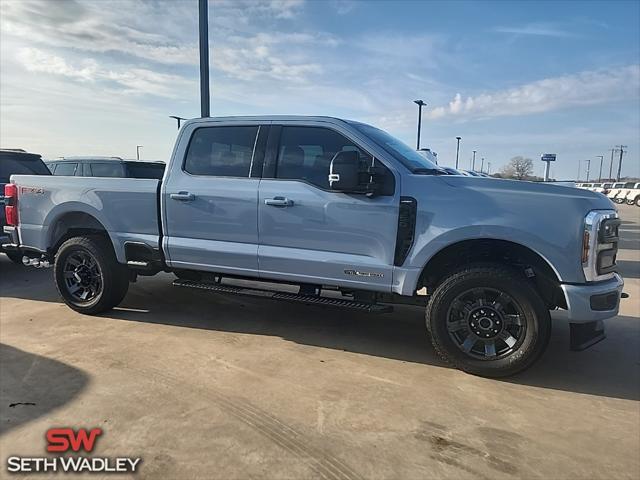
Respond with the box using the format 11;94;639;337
54;235;129;315
426;264;551;377
626;198;636;205
636;197;640;207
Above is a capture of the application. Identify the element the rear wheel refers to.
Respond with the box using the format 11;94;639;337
626;198;635;205
636;197;640;207
426;264;551;377
54;235;129;314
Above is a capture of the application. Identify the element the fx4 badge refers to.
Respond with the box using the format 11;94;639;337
344;269;384;278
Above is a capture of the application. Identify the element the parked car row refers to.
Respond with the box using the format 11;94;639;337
576;181;640;206
1;150;166;263
46;157;165;179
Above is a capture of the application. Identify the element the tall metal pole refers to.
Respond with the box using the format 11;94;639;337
616;145;627;181
487;162;491;175
136;145;142;160
577;161;581;182
472;150;476;170
455;136;461;169
199;0;210;118
413;100;425;150
596;155;604;182
480;157;485;173
585;159;590;182
609;148;616;180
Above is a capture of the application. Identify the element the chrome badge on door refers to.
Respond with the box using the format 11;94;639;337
344;269;384;278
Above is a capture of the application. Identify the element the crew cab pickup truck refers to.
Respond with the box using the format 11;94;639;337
3;116;624;377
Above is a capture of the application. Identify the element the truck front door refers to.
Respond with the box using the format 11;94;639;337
257;124;398;291
163;123;267;275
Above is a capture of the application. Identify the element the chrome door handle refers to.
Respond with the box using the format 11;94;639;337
170;192;195;201
264;197;293;207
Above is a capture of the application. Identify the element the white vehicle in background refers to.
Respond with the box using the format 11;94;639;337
612;182;637;204
605;182;625;201
622;182;640;206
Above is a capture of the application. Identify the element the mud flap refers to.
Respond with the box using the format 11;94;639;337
570;320;606;351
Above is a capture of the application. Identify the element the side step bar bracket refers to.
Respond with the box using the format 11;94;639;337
173;279;392;313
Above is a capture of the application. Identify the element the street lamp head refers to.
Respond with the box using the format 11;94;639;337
456;136;461;141
413;99;426;107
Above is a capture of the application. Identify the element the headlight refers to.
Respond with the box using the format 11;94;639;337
582;210;620;282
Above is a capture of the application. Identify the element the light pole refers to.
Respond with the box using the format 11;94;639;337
596;155;604;182
413;100;426;150
615;145;627;181
472;150;477;170
480;157;485;173
577;161;581;182
136;145;143;160
169;115;187;129
609;148;616;181
455;136;461;169
198;0;210;118
487;162;491;175
585;159;591;182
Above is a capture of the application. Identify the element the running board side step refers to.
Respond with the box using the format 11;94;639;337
172;279;393;313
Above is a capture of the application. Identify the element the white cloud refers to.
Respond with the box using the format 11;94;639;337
492;23;579;38
428;65;640;120
16;48;99;82
15;47;195;98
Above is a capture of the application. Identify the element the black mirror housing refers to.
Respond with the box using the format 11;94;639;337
328;150;361;192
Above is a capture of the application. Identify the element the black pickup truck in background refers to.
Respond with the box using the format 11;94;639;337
0;149;51;263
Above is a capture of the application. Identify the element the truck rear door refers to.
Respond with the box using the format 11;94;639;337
257;124;398;291
162;122;267;276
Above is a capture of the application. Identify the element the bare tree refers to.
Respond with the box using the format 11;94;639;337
501;156;534;180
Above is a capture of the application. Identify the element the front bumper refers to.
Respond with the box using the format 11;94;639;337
561;273;624;323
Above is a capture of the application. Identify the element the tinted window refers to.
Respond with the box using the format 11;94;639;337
89;163;124;177
52;163;77;176
276;127;372;189
125;162;165;179
184;126;258;177
0;154;50;182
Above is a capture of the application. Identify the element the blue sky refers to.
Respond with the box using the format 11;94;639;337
1;0;638;179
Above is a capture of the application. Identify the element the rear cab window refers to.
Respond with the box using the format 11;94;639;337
184;126;259;177
125;162;165;179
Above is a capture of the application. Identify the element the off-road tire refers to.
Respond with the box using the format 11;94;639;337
54;235;129;314
426;264;551;377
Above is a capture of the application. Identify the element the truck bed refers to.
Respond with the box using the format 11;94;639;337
10;175;160;263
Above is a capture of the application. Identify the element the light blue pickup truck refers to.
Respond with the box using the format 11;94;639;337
3;116;624;377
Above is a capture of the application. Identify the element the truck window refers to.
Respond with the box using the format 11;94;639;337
125;162;165;179
184;126;258;177
275;126;372;189
52;163;77;176
0;154;51;182
89;163;124;177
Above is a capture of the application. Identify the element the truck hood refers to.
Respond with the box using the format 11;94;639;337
437;175;614;210
402;174;616;283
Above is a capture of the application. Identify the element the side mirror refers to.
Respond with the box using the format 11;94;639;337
328;150;361;192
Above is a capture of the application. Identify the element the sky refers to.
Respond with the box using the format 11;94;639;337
1;0;639;180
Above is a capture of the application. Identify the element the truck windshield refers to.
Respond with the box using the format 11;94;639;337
349;122;442;173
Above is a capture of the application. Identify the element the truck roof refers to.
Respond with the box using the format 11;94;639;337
183;115;357;126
